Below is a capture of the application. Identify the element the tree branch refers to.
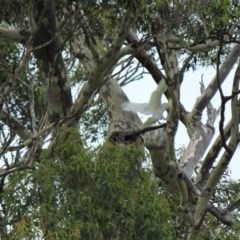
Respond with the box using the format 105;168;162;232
196;120;232;187
208;205;233;225
32;0;73;124
0;27;28;44
70;8;138;123
191;44;240;119
0;109;31;141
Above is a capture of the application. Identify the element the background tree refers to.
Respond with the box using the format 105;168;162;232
0;0;240;239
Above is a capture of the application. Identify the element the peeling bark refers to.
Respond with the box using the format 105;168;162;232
180;123;215;178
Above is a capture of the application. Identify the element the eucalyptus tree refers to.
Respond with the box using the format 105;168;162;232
0;0;240;239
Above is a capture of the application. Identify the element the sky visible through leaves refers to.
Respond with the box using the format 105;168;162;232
123;65;240;180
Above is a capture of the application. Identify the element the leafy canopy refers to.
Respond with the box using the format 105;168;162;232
1;128;174;239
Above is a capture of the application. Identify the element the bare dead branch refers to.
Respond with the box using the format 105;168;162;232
200;78;220;127
191;44;240;120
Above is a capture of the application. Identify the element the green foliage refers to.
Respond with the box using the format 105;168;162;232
0;40;19;84
80;102;108;144
1;1;240;239
0;128;175;239
0;40;37;128
0;0;28;27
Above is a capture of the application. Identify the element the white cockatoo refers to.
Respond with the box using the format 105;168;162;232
122;80;170;127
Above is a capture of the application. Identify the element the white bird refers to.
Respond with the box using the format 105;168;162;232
122;81;170;127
